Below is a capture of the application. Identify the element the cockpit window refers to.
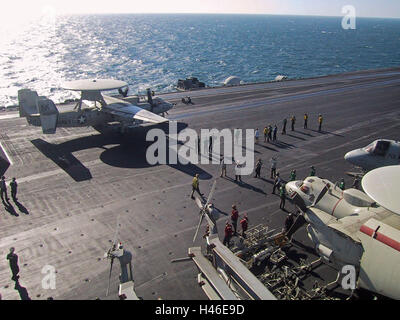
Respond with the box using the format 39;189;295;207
364;142;375;153
299;182;310;194
300;185;309;194
373;140;390;156
364;141;390;156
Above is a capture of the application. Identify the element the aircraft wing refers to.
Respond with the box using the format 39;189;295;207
102;96;168;124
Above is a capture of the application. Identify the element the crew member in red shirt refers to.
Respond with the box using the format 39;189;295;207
223;222;233;247
240;214;249;238
231;205;239;234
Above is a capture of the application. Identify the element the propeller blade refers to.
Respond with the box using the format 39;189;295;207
313;184;329;206
106;257;114;296
291;192;308;212
195;196;204;210
286;215;307;239
105;214;121;296
193;210;206;243
205;180;217;208
112;216;121;246
193;180;218;243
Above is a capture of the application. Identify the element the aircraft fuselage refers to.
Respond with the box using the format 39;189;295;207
344;139;400;171
27;108;114;129
285;175;400;299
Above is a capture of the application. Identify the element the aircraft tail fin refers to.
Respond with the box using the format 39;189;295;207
37;98;59;134
18;89;39;117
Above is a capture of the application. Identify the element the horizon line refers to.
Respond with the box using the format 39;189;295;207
54;12;400;20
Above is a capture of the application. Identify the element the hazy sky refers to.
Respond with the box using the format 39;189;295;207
1;0;399;22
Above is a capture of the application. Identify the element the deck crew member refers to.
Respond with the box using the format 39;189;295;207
0;176;9;203
270;157;277;179
289;169;296;181
267;125;272;142
263;127;268;142
6;247;19;281
279;184;286;210
282;118;287;135
318;114;323;132
304;113;308;129
203;225;210;239
310;166;316;177
255;128;260;144
272;172;281;194
146;88;153;107
290;115;296;131
223;222;234;247
220;156;227;177
234;160;243;182
272;125;277;141
285;213;294;233
352;177;360;189
190;174;203;199
240;214;249;238
339;178;345;190
254;159;262;178
10;178;18;202
231;205;239;234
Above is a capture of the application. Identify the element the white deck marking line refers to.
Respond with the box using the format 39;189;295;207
16;159;102;183
0;140;13;165
0;113;19;120
17;159;171;184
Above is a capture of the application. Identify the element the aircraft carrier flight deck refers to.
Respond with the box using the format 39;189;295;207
0;67;399;300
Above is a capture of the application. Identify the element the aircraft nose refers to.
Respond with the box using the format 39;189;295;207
285;181;297;195
285;181;308;210
344;151;352;161
344;150;360;164
345;149;369;169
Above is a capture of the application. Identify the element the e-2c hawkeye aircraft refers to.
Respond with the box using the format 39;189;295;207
344;139;400;171
17;79;173;134
285;165;400;299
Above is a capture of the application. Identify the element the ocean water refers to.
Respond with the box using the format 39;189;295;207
0;14;399;107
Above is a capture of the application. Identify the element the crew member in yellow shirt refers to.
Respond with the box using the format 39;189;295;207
318;114;323;132
191;174;203;199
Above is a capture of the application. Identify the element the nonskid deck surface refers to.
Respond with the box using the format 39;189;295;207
0;68;400;300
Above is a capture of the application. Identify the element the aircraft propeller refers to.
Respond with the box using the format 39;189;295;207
193;180;217;243
287;182;330;239
312;184;330;207
291;192;308;212
105;214;122;297
286;214;307;239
